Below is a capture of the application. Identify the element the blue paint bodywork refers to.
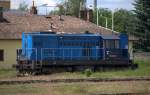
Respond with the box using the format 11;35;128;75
119;34;128;49
21;32;129;63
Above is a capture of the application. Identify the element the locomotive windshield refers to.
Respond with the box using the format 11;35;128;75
104;40;119;49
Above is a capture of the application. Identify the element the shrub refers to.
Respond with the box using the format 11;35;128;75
84;68;92;77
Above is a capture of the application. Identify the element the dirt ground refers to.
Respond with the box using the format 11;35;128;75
0;81;150;95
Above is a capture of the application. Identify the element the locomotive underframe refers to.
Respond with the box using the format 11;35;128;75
15;59;137;75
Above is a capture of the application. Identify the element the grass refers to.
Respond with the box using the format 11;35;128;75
0;84;45;95
90;59;150;78
54;84;87;94
0;60;149;79
57;59;150;78
47;81;150;95
0;69;17;79
0;60;149;95
0;81;149;95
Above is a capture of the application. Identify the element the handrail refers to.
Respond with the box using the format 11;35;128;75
17;48;128;61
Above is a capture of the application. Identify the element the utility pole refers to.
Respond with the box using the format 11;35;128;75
106;17;108;28
97;9;99;26
64;0;68;15
94;0;97;11
83;0;86;9
100;14;108;29
112;10;114;34
94;0;99;26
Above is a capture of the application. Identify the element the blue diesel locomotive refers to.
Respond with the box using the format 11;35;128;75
15;32;135;74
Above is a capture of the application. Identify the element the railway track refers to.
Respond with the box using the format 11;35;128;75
0;77;150;85
90;93;146;95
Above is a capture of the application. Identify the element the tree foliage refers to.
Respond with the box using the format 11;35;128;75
114;9;135;33
93;8;112;29
93;8;135;34
133;0;150;51
18;1;28;11
66;0;84;17
55;0;84;17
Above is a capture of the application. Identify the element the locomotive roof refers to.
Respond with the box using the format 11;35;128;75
101;35;119;39
23;32;120;39
24;32;99;36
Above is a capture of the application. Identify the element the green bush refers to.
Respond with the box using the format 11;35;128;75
84;68;92;77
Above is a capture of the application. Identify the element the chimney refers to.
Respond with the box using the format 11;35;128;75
30;0;37;15
79;0;93;22
0;7;3;21
79;0;86;18
87;9;93;22
80;9;93;22
80;10;87;21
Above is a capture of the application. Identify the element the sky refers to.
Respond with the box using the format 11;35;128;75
87;0;134;10
11;0;135;14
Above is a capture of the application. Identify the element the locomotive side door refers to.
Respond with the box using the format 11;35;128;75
82;37;92;60
103;39;120;60
83;46;91;60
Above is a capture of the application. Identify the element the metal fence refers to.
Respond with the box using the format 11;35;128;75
134;52;150;61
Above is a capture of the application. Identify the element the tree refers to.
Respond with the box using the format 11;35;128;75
92;8;135;34
114;9;135;33
133;0;150;51
58;4;66;15
93;8;112;28
18;1;28;11
59;0;84;17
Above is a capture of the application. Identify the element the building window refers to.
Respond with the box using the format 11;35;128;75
0;50;4;61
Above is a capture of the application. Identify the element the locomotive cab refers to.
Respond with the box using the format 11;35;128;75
102;34;129;64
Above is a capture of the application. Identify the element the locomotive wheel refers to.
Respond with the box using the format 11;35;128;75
73;66;95;72
66;67;74;72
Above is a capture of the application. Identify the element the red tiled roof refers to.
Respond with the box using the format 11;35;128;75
0;11;117;39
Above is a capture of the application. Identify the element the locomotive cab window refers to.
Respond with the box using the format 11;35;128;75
0;50;4;61
104;40;119;49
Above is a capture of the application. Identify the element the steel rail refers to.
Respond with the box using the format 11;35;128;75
0;77;150;85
